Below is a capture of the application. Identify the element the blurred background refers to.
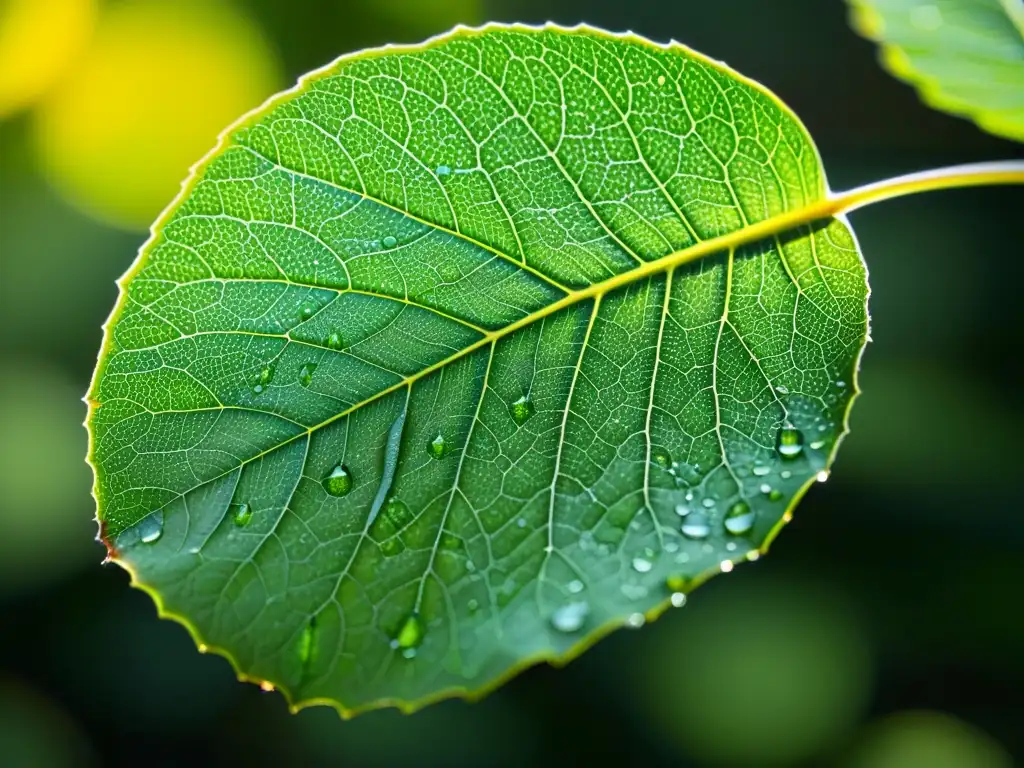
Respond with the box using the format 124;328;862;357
1;0;1022;765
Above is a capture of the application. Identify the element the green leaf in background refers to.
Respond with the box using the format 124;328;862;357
87;23;869;714
848;0;1024;142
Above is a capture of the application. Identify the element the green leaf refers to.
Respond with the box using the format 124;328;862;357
848;0;1024;142
88;23;869;714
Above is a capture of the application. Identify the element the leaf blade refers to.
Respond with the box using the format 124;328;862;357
87;23;869;714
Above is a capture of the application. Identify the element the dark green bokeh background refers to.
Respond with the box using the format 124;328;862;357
1;1;1022;765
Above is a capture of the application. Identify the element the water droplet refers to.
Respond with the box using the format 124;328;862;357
230;502;252;527
810;439;826;450
777;424;804;459
652;451;671;469
297;617;317;665
259;365;275;385
394;613;425;652
138;511;163;544
759;483;772;495
626;612;645;628
775;384;790;394
656;74;666;86
299;304;315;322
259;681;275;692
509;395;534;425
769;489;783;501
701;498;715;509
720;560;735;573
724;501;755;535
681;512;710;539
666;573;687;592
516;517;527;528
816;470;830;483
674;504;690;517
382;235;398;248
427;433;448;459
551;601;589;633
671;592;687;608
752;465;771;477
436;165;451;176
326;332;344;351
298;362;317;387
632;557;653;573
322;464;352;496
567;579;584;594
380;538;404;557
781;470;792;480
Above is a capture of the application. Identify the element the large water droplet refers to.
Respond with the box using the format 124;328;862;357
299;304;315;322
299;362;317;387
427;433;448;459
230;502;252;527
777;424;804;459
724;501;755;535
632;557;653;573
138;511;163;544
680;512;710;539
323;464;352;497
509;395;534;425
393;613;425;657
297;617;317;665
551;601;589;633
382;235;398;248
326;332;344;351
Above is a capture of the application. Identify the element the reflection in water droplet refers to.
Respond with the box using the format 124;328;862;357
626;612;645;628
551;601;589;633
632;557;653;573
326;332;343;351
509;395;534;425
427;433;448;459
299;362;317;387
724;501;755;535
777;425;804;459
230;502;252;527
394;613;425;654
323;464;352;497
567;579;584;594
382;235;398;248
297;617;317;665
671;592;687;608
681;512;710;539
666;573;687;592
139;511;163;544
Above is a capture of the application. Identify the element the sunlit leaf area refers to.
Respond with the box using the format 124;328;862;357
1;1;1021;765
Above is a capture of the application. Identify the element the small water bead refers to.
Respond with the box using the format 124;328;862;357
777;425;804;459
259;365;275;385
427;433;448;459
816;470;830;483
632;557;653;574
759;483;772;495
701;498;715;509
297;617;317;665
436;165;451;176
298;362;317;387
780;470;792;480
567;579;584;594
394;613;425;654
775;384;790;395
322;464;352;497
671;592;687;608
725;541;737;552
299;304;316;322
720;560;734;573
656;74;666;86
681;512;710;539
230;502;252;527
769;489;783;502
724;501;755;535
685;490;694;502
382;235;398;248
752;465;771;477
138;511;163;544
509;395;534;425
259;681;275;692
664;540;679;553
467;598;479;613
626;612;645;628
326;332;344;351
675;504;690;517
551;601;589;633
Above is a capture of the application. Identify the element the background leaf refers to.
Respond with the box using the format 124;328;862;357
848;0;1024;142
88;23;868;714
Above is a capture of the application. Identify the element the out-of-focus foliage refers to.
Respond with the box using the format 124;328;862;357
848;0;1024;142
0;0;96;117
32;0;283;230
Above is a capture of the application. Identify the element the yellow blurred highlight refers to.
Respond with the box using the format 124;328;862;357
636;577;873;765
0;0;97;117
844;711;1012;768
33;0;282;231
